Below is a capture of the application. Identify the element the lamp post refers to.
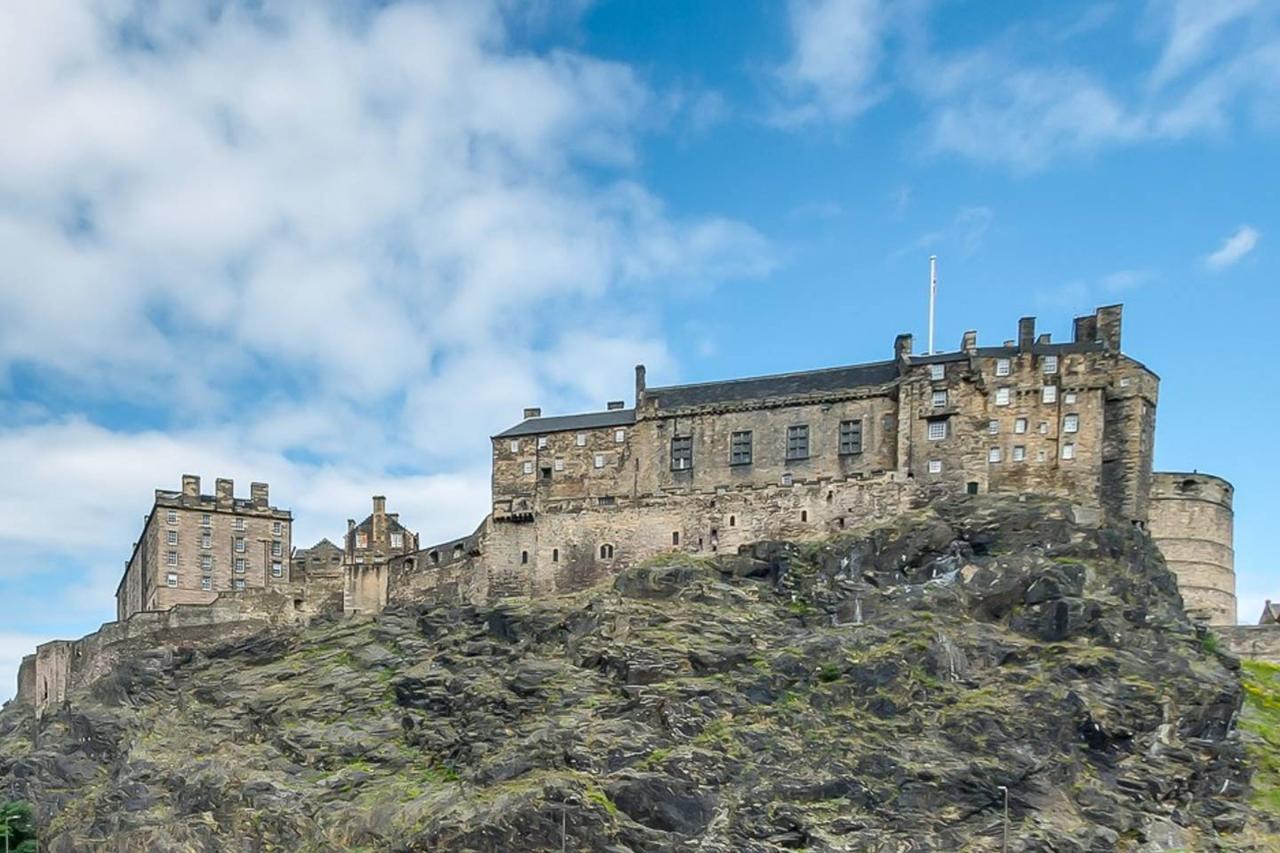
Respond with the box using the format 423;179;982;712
997;784;1009;852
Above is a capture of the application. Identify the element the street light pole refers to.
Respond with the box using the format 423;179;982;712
997;784;1009;852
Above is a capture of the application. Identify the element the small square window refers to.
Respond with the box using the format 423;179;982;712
166;550;177;566
235;558;246;573
234;537;245;553
554;458;565;471
1120;377;1131;387
576;434;587;447
509;439;520;453
987;420;999;435
929;364;945;381
1037;449;1047;462
166;572;178;588
1039;421;1049;434
1062;443;1076;460
1063;414;1079;433
927;420;947;441
730;430;753;465
522;461;534;475
838;420;863;455
614;429;626;443
1012;445;1026;462
271;562;283;578
780;472;794;487
537;436;548;449
233;579;245;590
594;453;606;469
927;459;942;474
167;530;178;546
166;510;177;524
995;388;1011;406
1064;392;1077;404
1014;418;1028;434
201;554;212;570
1042;386;1057;404
786;425;809;460
201;513;211;527
671;436;693;470
201;576;212;591
201;533;211;549
1043;355;1058;374
988;447;1003;463
931;390;947;408
996;358;1011;377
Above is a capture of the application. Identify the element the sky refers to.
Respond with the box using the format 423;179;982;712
1;0;1277;700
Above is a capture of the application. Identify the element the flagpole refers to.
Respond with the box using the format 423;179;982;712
928;255;937;355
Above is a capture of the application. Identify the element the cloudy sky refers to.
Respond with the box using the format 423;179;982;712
2;0;1277;699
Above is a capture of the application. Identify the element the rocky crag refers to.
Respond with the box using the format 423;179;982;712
2;496;1277;851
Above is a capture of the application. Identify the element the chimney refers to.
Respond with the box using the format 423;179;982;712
523;407;541;420
1096;304;1123;351
372;496;386;541
1073;313;1099;344
347;519;356;555
961;330;977;353
181;474;200;497
250;482;269;507
373;495;386;515
1017;317;1036;352
894;333;913;363
607;400;625;411
215;478;234;505
1003;339;1015;347
1036;333;1051;345
634;364;646;407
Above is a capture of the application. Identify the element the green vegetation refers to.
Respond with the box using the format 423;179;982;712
1240;661;1280;816
1201;630;1221;655
0;800;37;853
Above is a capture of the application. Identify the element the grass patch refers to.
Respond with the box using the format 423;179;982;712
1201;631;1221;655
1241;660;1280;817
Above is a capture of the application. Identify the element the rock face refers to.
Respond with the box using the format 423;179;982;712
1;496;1276;851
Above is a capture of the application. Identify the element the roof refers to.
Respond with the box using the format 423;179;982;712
495;408;636;438
646;360;899;410
351;513;413;536
298;538;341;554
1261;601;1280;625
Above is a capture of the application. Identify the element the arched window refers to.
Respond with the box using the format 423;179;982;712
453;544;463;559
800;510;808;522
429;550;440;565
552;548;559;562
728;515;736;527
599;544;614;559
521;550;529;564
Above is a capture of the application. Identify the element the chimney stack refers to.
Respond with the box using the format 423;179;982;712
1096;304;1123;351
1072;312;1099;344
215;478;234;506
523;407;542;420
894;333;913;363
1036;333;1051;345
635;364;647;406
250;482;269;507
181;474;200;497
607;400;625;411
961;330;977;353
1017;317;1036;352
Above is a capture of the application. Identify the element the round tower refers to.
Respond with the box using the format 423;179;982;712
1148;472;1235;625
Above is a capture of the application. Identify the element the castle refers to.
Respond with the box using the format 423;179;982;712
15;304;1250;710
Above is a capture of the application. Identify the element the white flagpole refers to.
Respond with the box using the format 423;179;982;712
928;255;937;355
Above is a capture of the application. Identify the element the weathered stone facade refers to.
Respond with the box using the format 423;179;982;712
342;496;420;615
1147;472;1236;625
115;476;293;620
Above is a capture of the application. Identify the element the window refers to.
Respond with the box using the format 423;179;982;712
728;515;736;527
271;562;283;578
271;540;282;558
540;466;552;480
730;431;753;465
671;436;693;470
593;453;606;469
1043;355;1058;374
272;520;282;536
966;481;979;494
234;517;245;531
614;429;626;443
167;530;178;546
672;531;680;546
1064;392;1077;404
996;358;1011;376
201;554;212;571
552;548;559;562
1063;414;1079;433
233;579;245;590
987;420;999;435
391;532;403;548
927;419;947;441
166;572;178;588
598;496;615;506
1042;385;1057;403
929;364;945;381
167;510;177;524
1037;449;1047;462
995;388;1011;406
1038;421;1049;435
201;533;212;549
510;439;520;453
988;447;1003;463
839;420;863;455
786;425;809;460
201;576;212;591
1062;443;1076;460
537;436;547;449
235;558;246;573
931;390;948;408
1012;445;1026;462
201;513;211;527
599;543;614;559
800;510;808;522
522;461;534;475
1015;418;1028;434
166;550;177;566
780;472;793;487
521;550;529;564
927;459;942;474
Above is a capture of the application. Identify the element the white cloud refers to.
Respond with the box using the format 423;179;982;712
773;0;888;124
1205;225;1260;270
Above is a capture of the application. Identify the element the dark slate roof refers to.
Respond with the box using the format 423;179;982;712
495;408;636;438
352;514;413;536
646;360;899;410
299;538;341;554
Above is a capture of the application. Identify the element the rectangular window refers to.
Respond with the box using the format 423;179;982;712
786;425;809;460
201;513;211;527
554;458;564;471
929;364;945;381
201;554;212;571
167;530;178;546
233;517;245;531
541;466;552;480
671;436;693;470
730;430;753;465
272;520;282;535
995;388;1011;406
271;562;283;578
1037;449;1047;462
391;532;403;548
1043;355;1058;374
1038;421;1048;434
167;509;177;524
1063;414;1079;433
927;459;942;474
838;420;863;455
234;537;245;553
235;558;246;573
614;429;626;443
1012;445;1026;462
537;436;547;449
509;439;520;453
166;572;178;588
594;453;606;469
356;531;368;548
201;533;211;549
927;419;947;441
1015;418;1028;434
522;461;534;475
271;540;282;558
233;579;245;590
576;433;587;447
988;447;1003;463
1042;385;1058;403
931;390;947;408
987;419;999;435
1062;443;1076;460
201;576;212;591
166;550;177;566
996;358;1011;376
1064;392;1077;404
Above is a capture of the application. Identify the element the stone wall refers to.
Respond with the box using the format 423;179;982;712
1219;626;1280;665
1148;472;1235;626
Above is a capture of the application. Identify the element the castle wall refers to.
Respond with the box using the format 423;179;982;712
1148;472;1235;626
345;563;389;615
1219;626;1280;665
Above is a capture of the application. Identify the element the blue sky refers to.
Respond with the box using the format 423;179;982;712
1;0;1276;699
